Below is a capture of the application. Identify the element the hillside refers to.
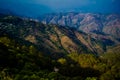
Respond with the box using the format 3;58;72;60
1;14;120;56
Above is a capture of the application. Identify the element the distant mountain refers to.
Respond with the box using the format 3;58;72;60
39;12;120;39
0;14;120;56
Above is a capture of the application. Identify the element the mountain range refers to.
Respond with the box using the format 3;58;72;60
39;12;120;39
0;13;120;56
0;13;120;79
0;0;120;79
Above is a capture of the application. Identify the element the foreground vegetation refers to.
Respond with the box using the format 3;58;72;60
0;33;120;80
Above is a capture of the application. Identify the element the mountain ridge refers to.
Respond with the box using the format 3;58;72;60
0;14;120;56
39;12;120;39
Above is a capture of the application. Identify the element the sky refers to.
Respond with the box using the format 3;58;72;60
0;0;120;17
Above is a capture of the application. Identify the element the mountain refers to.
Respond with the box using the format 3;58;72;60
0;14;120;80
1;14;119;56
39;12;120;39
0;14;89;56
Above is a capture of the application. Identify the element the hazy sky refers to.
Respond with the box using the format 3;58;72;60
0;0;120;17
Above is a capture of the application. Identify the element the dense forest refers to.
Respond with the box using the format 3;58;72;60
0;14;120;80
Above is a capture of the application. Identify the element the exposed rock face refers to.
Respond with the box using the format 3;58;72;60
39;13;120;39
